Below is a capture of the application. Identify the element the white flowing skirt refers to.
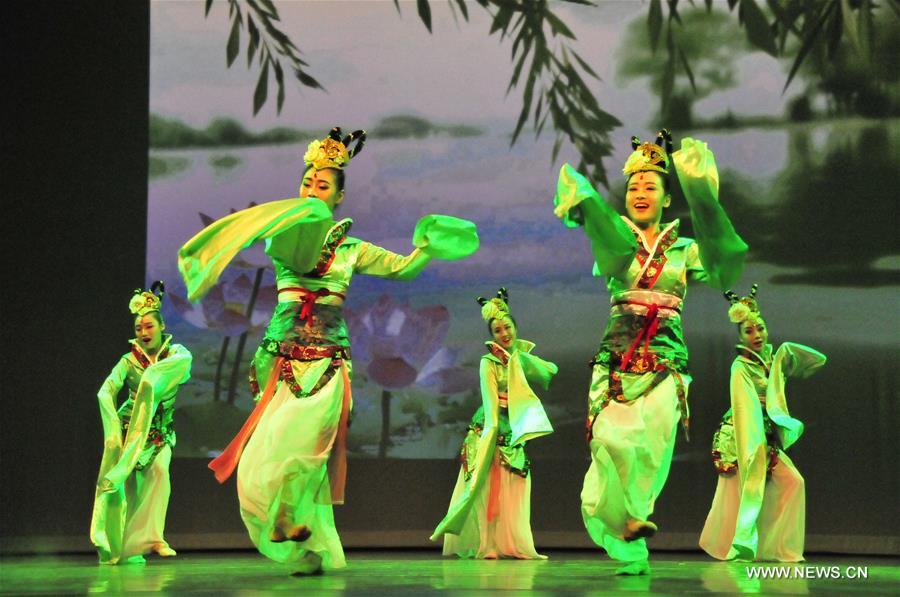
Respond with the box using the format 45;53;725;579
581;367;686;562
236;361;347;570
443;451;545;560
700;450;805;562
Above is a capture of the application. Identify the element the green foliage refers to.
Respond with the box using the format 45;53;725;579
793;10;900;118
759;124;900;285
211;0;324;116
148;155;191;180
149;113;312;148
208;0;893;185
371;114;485;138
617;7;746;125
209;154;242;170
787;95;813;122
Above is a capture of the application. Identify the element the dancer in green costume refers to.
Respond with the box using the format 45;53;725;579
90;282;193;564
553;130;747;574
179;128;479;575
700;286;825;562
431;288;556;559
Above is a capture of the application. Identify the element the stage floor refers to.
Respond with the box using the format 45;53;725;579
1;551;897;595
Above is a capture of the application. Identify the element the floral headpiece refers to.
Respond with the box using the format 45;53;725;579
622;129;673;177
724;284;762;324
129;280;165;317
302;127;367;172
476;287;511;324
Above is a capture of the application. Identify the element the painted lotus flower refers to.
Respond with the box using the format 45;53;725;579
346;294;471;394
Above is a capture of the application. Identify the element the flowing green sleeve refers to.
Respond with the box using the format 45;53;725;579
99;347;193;492
507;350;556;446
412;214;480;260
354;242;431;281
765;342;827;450
178;198;333;302
97;359;127;449
729;361;767;553
554;163;638;279
429;358;499;540
671;138;748;290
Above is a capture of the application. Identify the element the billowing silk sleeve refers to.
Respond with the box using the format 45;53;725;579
507;351;557;445
671;138;748;290
99;347;193;491
730;361;768;542
178;198;333;301
97;359;127;450
554;163;638;280
766;342;827;450
429;359;500;539
355;214;480;280
355;242;432;281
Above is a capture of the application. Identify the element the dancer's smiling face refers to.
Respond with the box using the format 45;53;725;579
625;171;670;226
134;313;165;355
490;316;517;350
738;318;768;353
300;167;345;211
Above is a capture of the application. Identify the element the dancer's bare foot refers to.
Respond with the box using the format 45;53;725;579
151;543;177;557
270;523;312;543
291;551;323;576
483;551;499;560
623;518;657;542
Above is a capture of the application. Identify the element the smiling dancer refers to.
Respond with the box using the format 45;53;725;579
431;288;556;559
553;130;747;574
700;286;826;562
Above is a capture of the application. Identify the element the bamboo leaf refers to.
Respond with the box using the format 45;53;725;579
253;59;269;115
667;0;682;25
256;0;278;19
417;0;433;33
393;0;401;15
572;50;599;80
247;15;259;68
545;10;576;39
490;6;514;36
226;15;240;67
551;135;563;164
507;46;530;93
205;0;214;17
648;0;663;53
273;60;285;113
740;0;777;56
295;68;324;90
783;1;836;93
677;44;696;93
511;70;537;146
840;0;863;55
455;0;469;21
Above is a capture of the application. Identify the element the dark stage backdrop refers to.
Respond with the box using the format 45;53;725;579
2;2;897;556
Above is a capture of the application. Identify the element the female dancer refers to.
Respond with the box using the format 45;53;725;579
700;286;826;562
431;288;556;559
178;128;478;575
553;130;747;574
90;282;193;564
